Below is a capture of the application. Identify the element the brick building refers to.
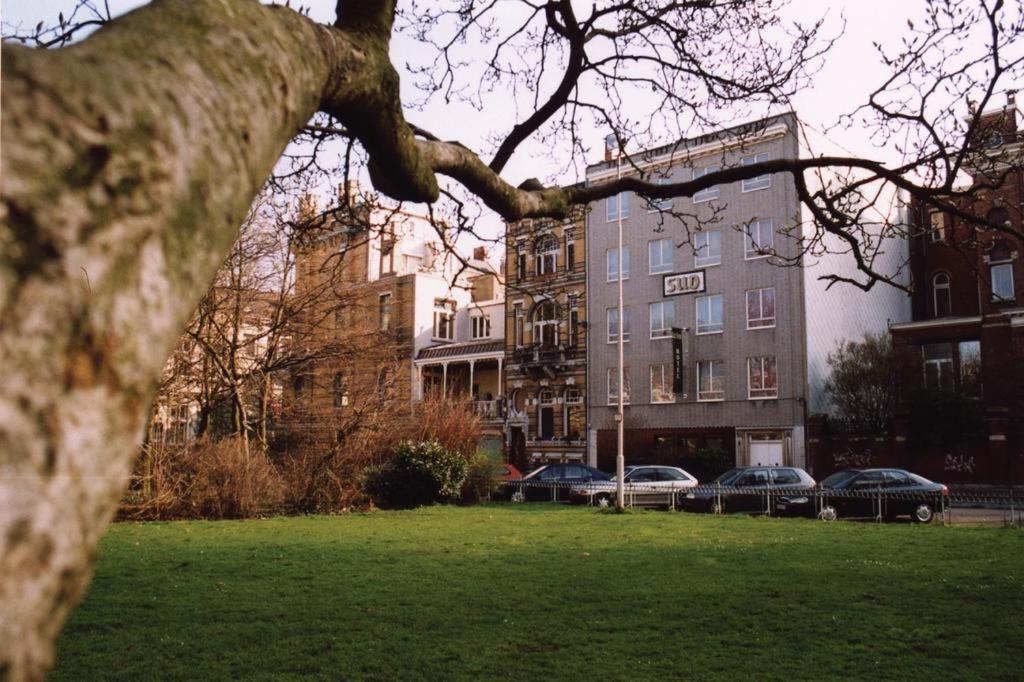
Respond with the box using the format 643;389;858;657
889;93;1024;484
289;195;506;453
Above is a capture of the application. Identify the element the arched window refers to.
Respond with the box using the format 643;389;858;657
510;388;526;414
932;272;951;317
534;235;559;275
538;388;555;405
532;299;559;347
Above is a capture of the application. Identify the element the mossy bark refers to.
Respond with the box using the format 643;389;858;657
0;1;349;678
0;0;590;676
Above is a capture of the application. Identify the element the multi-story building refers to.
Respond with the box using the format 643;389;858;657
889;93;1024;482
585;113;808;471
291;193;506;453
503;208;587;470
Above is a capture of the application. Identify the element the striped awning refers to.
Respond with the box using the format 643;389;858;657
417;339;504;360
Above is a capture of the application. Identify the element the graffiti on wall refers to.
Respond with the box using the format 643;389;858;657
944;453;976;473
833;446;873;469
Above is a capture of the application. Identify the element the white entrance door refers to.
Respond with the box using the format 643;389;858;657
750;441;783;466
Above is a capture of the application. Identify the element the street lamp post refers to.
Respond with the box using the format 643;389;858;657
615;142;626;511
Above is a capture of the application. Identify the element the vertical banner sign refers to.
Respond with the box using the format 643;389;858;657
671;327;684;396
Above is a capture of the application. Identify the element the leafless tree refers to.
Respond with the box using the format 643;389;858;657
2;0;1022;676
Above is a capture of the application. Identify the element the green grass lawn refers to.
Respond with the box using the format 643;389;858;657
53;506;1023;680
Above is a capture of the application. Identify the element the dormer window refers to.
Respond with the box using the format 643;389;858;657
983;132;1004;149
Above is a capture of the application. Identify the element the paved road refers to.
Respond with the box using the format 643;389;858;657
946;506;1024;526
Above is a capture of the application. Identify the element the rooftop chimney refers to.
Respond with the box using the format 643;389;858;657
338;180;359;208
1008;90;1017;108
298;193;318;220
604;133;618;162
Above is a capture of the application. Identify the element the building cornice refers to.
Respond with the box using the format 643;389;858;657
889;316;983;331
586;118;793;183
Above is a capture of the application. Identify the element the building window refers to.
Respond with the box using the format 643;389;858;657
650;364;674;403
516;241;527;281
567;296;581;346
535;234;558;275
565;387;584;405
333;372;348;408
471;314;491;339
649;300;675;338
533;300;559;346
928;210;947;242
932;272;951;317
513;303;524;348
566;232;576;270
607;247;630;281
649;238;674;274
539;388;555;405
692;165;720;203
695;294;723;334
607;367;631;404
380;227;395;274
746;287;776;329
379;293;392;330
960;340;982;398
748;356;778;399
433;299;456;340
694;231;721;267
697;360;725;401
646;178;673;211
991;262;1014;301
741;152;771;192
744;219;774;259
923;343;954;391
607;192;631;221
607;306;631;343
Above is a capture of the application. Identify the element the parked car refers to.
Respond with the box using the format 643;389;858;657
793;468;949;523
679;466;816;514
569;465;698;507
497;463;523;481
496;463;611;502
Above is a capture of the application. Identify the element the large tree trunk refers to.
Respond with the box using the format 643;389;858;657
0;1;359;677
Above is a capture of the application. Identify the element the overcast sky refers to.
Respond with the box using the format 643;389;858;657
4;1;1020;247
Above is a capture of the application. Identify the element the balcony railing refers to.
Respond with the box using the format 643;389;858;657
525;437;586;447
512;344;584;366
473;400;504;420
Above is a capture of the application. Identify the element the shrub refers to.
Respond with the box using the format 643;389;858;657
126;436;284;520
461;452;502;504
364;439;468;508
406;390;483;459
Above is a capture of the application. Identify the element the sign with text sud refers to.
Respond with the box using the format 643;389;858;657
662;270;706;297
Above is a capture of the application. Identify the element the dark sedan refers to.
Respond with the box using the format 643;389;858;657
804;468;949;523
679;466;816;514
496;463;611;503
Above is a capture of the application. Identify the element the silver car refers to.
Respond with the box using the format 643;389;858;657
570;465;698;508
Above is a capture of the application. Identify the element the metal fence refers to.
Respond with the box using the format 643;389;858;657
495;480;1024;526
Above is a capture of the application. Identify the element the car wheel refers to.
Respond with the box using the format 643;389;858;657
510;491;525;504
819;504;838;522
596;494;611;509
911;502;935;524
